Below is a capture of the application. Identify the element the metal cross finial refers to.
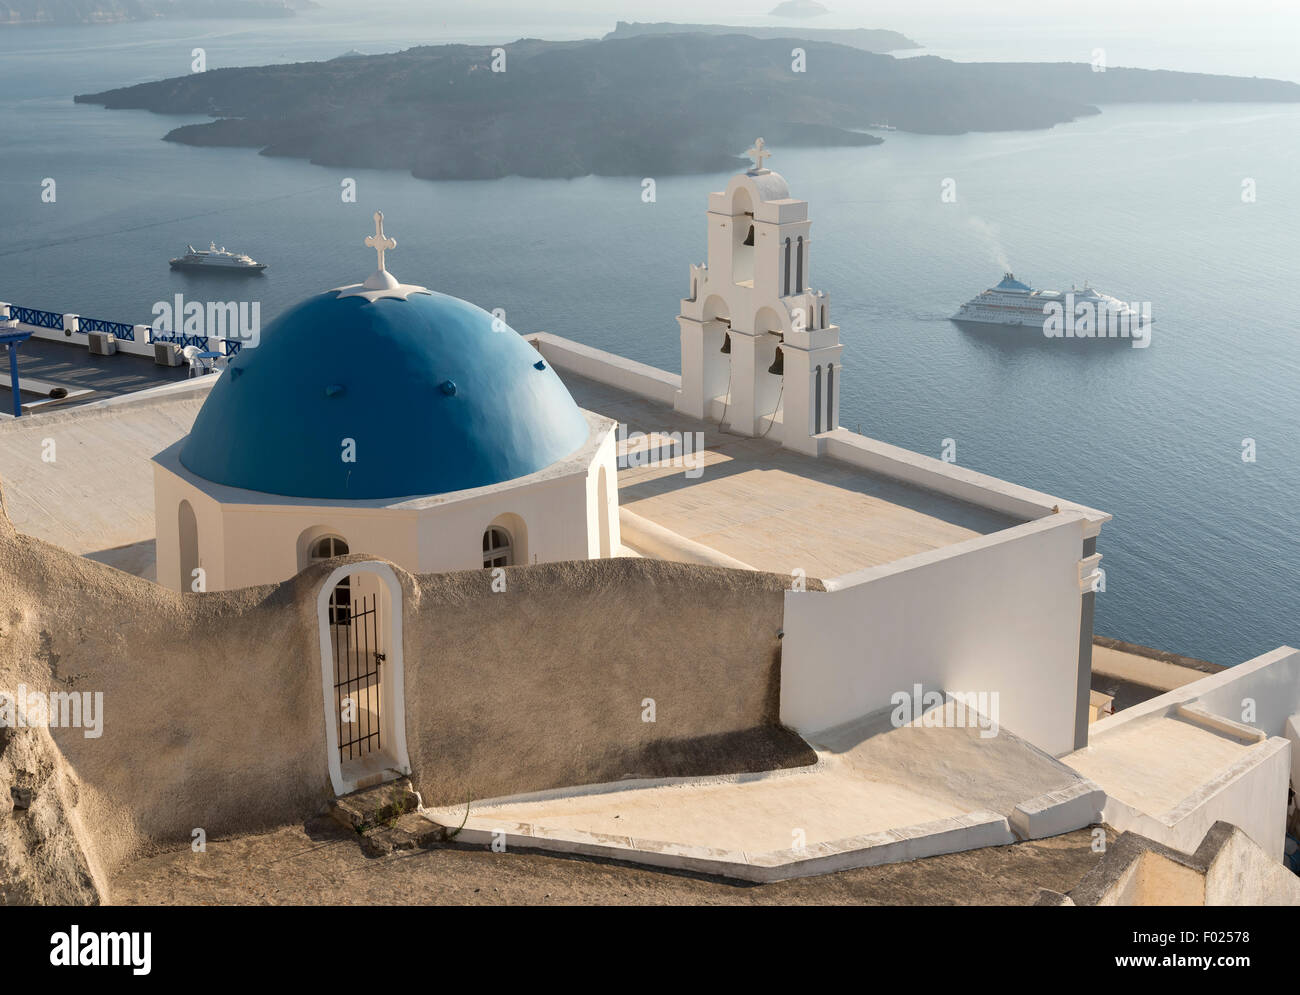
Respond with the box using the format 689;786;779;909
746;138;771;172
365;211;397;273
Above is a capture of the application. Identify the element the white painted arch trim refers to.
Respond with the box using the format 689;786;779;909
316;561;412;796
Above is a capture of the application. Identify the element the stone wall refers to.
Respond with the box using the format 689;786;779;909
402;558;813;808
0;479;812;898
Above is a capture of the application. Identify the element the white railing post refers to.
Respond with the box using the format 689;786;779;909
63;313;80;335
135;324;152;345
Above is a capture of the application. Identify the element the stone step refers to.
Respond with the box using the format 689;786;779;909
328;777;419;833
360;812;448;857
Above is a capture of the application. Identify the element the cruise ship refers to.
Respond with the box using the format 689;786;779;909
953;273;1146;330
169;243;267;273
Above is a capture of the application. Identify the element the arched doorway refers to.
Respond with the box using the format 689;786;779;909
316;562;411;795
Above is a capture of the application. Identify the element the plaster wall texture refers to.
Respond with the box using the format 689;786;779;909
1102;851;1206;905
0;504;329;879
781;512;1089;757
1203;822;1300;904
399;557;815;808
1063;822;1300;906
0;485;812;887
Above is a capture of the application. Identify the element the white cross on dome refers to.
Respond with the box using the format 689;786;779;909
363;211;400;290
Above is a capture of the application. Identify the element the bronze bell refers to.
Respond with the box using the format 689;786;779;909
767;347;784;376
720;332;732;354
742;225;755;246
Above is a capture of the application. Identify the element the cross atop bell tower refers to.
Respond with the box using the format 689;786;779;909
745;137;772;174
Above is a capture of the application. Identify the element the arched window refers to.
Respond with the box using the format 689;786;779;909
826;363;835;431
795;236;804;293
483;526;513;568
311;535;351;625
814;365;822;434
178;500;199;592
783;238;792;296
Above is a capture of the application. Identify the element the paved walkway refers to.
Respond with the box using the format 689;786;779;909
424;707;1089;858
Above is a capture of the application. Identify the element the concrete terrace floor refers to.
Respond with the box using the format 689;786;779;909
1;336;189;413
110;817;1109;906
563;373;1021;579
424;706;1090;856
1064;713;1258;816
0;381;210;578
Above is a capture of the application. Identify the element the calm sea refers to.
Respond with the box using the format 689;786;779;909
1;8;1298;667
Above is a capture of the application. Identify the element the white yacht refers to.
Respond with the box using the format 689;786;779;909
169;242;267;273
953;273;1145;329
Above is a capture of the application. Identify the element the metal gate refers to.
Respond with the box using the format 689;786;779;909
332;591;384;762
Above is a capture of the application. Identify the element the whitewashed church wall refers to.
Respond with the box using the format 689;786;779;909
412;473;592;571
780;512;1088;757
153;462;227;592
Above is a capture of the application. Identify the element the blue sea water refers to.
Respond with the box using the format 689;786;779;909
0;9;1297;667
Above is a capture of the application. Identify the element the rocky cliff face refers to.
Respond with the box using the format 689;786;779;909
0;483;101;905
0;725;101;905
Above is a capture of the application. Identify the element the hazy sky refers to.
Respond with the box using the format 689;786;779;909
357;0;1299;81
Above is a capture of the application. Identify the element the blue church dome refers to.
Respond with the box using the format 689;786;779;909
179;286;590;500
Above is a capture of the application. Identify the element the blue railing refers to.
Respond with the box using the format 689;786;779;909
151;332;240;356
10;306;63;329
79;316;136;342
152;331;209;350
10;304;242;357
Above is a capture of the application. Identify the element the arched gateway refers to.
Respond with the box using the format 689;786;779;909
316;561;412;795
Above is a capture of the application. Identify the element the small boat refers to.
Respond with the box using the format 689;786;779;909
169;242;267;273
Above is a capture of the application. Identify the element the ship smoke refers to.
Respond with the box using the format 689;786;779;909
966;216;1011;273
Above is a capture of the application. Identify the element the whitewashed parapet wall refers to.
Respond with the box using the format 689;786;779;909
1073;647;1300;859
780;511;1094;758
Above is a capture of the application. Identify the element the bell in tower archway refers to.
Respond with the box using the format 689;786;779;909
720;332;732;354
767;346;784;376
742;224;755;247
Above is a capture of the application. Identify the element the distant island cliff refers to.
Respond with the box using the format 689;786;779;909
73;33;1300;181
0;0;312;25
604;21;919;52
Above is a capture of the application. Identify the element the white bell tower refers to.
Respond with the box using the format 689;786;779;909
674;140;842;455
